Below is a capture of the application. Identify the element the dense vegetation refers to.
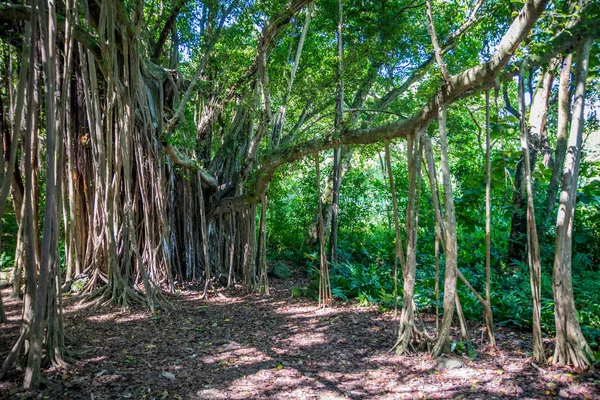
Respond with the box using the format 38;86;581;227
0;0;599;390
268;134;600;349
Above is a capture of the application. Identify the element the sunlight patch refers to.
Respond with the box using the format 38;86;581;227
114;313;149;323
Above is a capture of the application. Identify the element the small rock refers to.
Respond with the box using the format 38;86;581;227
558;389;570;398
436;357;464;371
272;262;292;279
160;371;176;380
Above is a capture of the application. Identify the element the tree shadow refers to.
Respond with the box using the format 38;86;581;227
1;283;599;399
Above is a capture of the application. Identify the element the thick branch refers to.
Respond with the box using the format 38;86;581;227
208;0;551;216
425;0;450;81
152;0;189;60
163;143;218;188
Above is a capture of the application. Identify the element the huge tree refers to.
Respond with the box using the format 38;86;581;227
0;0;599;387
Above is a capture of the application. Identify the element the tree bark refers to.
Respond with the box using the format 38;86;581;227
385;141;405;319
329;0;343;264
518;72;544;364
315;153;331;308
552;38;594;369
546;54;572;224
432;105;458;357
484;90;496;346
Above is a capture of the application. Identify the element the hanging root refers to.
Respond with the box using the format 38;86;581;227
391;301;435;355
413;300;436;342
391;322;415;355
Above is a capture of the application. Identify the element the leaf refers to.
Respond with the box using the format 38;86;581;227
277;364;283;370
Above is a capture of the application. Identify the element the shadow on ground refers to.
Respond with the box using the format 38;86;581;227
1;278;599;399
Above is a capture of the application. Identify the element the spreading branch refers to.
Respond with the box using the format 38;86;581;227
210;0;581;216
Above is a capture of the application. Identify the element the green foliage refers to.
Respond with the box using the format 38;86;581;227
1;205;18;271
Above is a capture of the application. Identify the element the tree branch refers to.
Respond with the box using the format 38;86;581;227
210;0;552;216
163;143;219;188
152;0;189;60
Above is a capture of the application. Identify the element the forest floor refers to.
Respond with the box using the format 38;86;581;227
1;273;599;400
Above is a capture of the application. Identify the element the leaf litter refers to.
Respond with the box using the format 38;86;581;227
1;282;599;399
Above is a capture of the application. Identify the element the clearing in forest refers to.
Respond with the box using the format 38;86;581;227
1;278;598;400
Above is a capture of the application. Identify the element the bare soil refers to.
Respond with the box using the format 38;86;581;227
1;275;599;399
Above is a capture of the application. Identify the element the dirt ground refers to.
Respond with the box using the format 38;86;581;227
1;275;599;400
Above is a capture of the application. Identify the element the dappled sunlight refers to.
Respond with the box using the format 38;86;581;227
114;312;151;324
201;343;273;365
278;331;328;348
2;282;599;399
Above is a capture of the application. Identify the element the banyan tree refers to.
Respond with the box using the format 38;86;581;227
0;0;598;388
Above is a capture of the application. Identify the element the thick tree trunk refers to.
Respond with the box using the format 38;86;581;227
552;39;594;369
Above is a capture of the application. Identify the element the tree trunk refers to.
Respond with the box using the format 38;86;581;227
518;72;544;364
0;293;5;322
329;0;343;264
552;38;594;369
546;54;572;224
484;90;496;346
508;62;555;263
385;141;405;319
24;0;64;387
432;105;458;357
257;194;269;294
393;132;423;354
315;153;331;308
